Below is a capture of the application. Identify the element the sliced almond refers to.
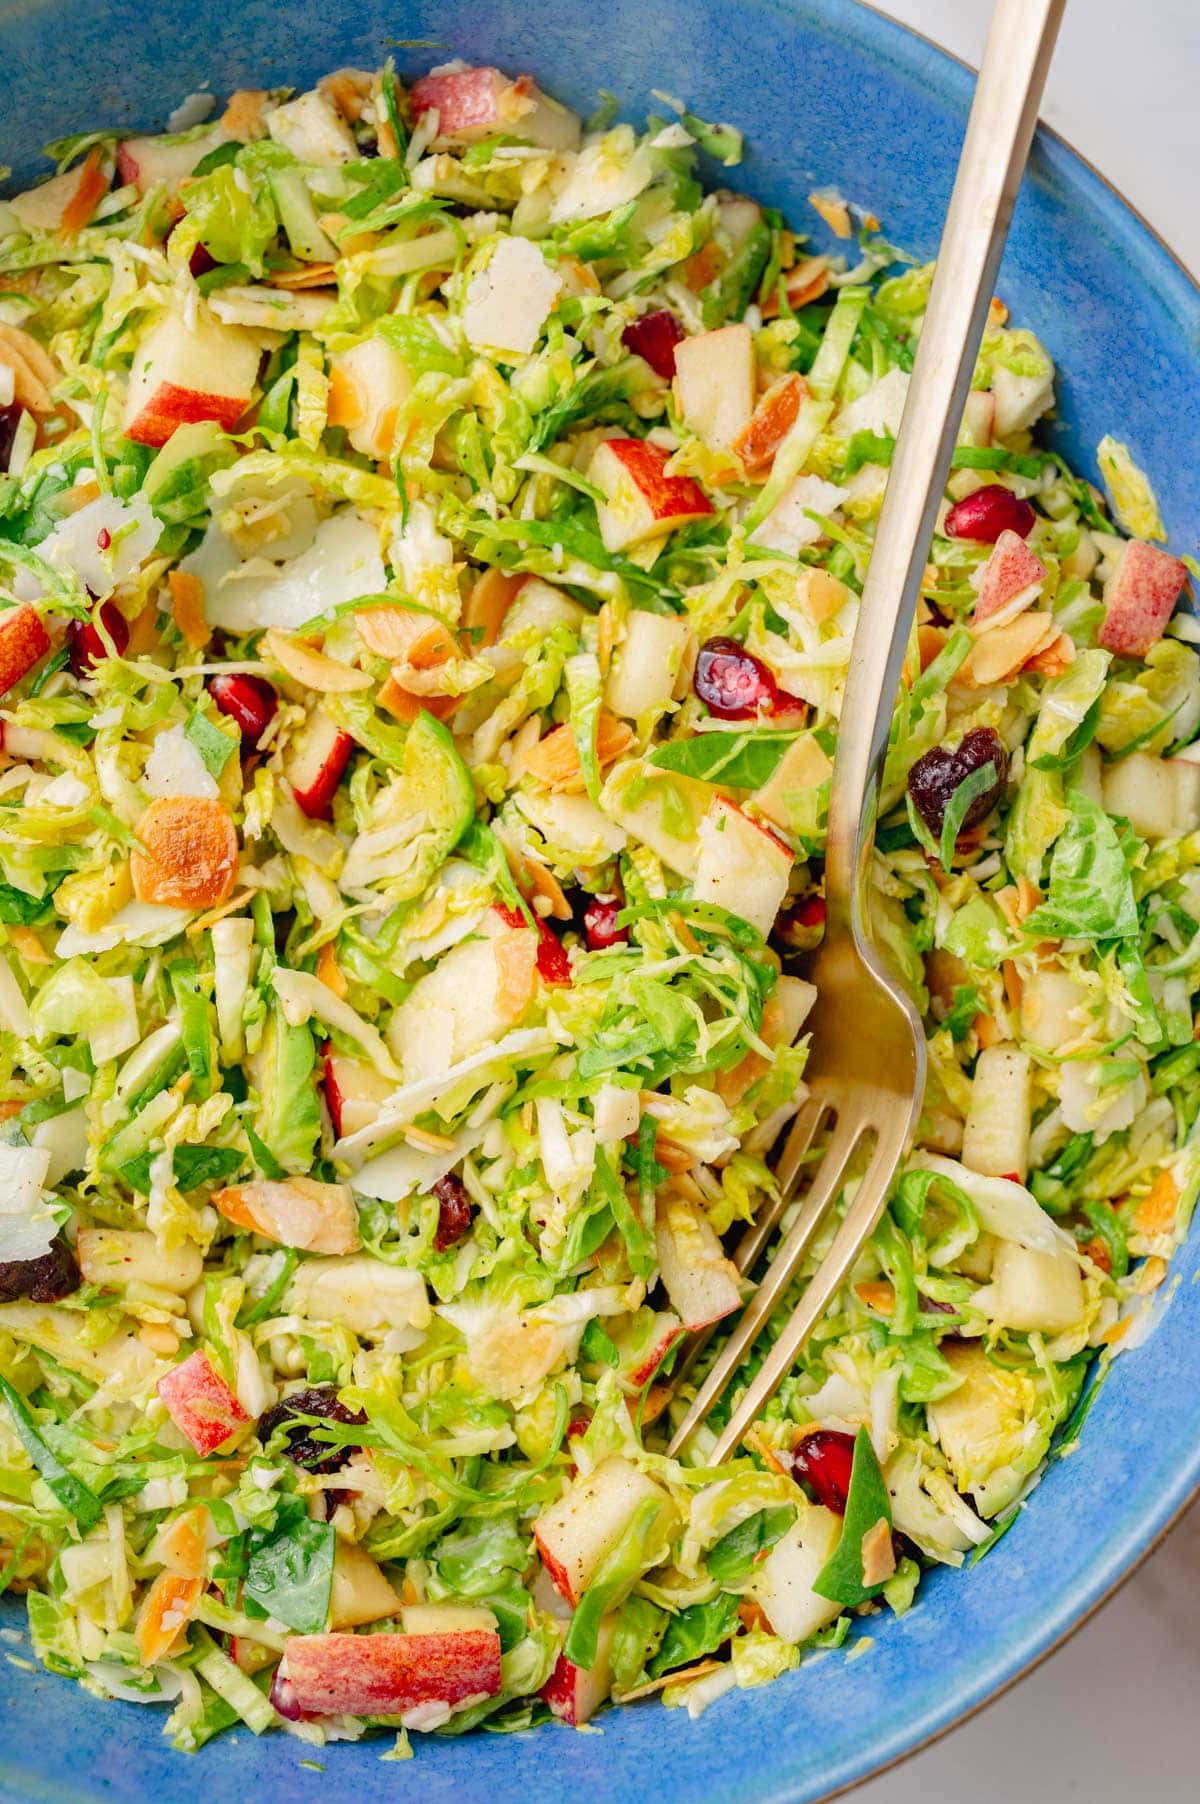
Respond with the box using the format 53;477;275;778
261;627;371;692
860;1516;897;1588
522;712;634;792
961;611;1055;686
168;569;210;649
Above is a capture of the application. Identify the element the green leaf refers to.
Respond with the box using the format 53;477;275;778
592;1141;656;1281
0;882;49;924
648;1590;740;1677
168;957;216;1099
812;1426;893;1607
123;1142;244;1196
564;1495;664;1671
649;730;798;789
1022;792;1140;942
939;758;998;869
0;1375;102;1530
843;429;894;476
706;1505;796;1584
945;983;982;1042
242;1495;335;1634
185;709;237;779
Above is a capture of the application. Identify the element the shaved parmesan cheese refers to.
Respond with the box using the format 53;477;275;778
266;90;357;165
180;510;386;633
835;367;910;441
751;475;849;556
463;236;562;356
0;1143;58;1263
143;724;219;800
550;137;655;223
56;899;192;958
34;494;159;600
37;771;89;809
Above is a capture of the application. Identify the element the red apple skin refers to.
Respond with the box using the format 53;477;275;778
974;529;1047;622
288;714;355;819
125;381;251;449
0;605;51;698
115;143;142;188
624;1322;684;1389
410;68;503;138
1098;539;1188;658
541;1652;596;1726
533;1533;579;1606
157;1349;249;1456
283;1629;502;1717
322;1041;347;1138
606;438;714;524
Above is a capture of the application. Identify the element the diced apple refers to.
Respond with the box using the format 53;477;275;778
400;1603;498;1637
600;759;711;877
1101;749;1178;841
329;1542;402;1629
283;1628;502;1717
960;389;995;448
605;610;692;719
116;125;228;195
533;1456;674;1605
928;1340;1039;1515
655;1193;742;1332
1098;539;1188;659
991;354;1055;436
410;66;580;150
1169;750;1200;834
773;973;818;1044
76;1228;202;1294
672;323;756;453
605;1305;685;1391
124;308;261;448
961;1046;1032;1183
747;1505;844;1644
266;90;357;165
588;437;714;554
984;1238;1084;1335
1019;967;1090;1052
0;605;50;697
716;192;763;251
974;529;1047;624
691;795;793;937
323;1045;397;1137
212;1177;361;1256
753;734;833;832
388;913;536;1083
286;1256;431;1344
328;336;412;460
287;710;354;818
157;1348;250;1456
541;1613;618;1726
9;160;109;234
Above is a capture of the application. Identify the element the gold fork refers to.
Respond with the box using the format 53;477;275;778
668;0;1066;1466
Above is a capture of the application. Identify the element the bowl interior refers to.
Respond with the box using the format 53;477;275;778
1;2;1198;1800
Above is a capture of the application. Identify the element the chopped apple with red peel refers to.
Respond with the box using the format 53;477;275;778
283;1628;502;1718
747;1505;844;1643
541;1614;619;1726
655;1194;742;1332
328;336;412;460
974;529;1047;624
606;1305;685;1390
400;1603;498;1637
605;609;691;719
330;1542;402;1630
124;307;261;447
9;160;110;233
287;710;354;818
533;1456;674;1605
691;795;793;938
323;1044;397;1138
588;437;714;555
410;66;580;150
0;605;51;697
157;1348;250;1456
1097;538;1188;658
673;323;756;453
116;125;228;196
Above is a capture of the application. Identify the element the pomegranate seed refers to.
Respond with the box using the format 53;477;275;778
907;726;1008;840
693;637;778;719
269;1669;308;1722
68;600;130;675
944;486;1036;543
622;309;686;379
791;1429;857;1514
583;896;629;950
794;894;826;929
0;402;21;474
189;242;216;277
432;1172;473;1251
95;527;111;551
209;671;278;744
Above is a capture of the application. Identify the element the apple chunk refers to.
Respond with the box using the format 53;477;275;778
116;125;228;196
588;437;713;554
124;307;262;447
287;710;354;818
973;529;1046;624
541;1614;618;1726
655;1193;742;1332
1098;538;1188;658
328;336;412;460
0;605;51;697
533;1456;674;1605
323;1044;397;1137
673;322;756;453
283;1628;502;1718
157;1348;249;1456
691;795;793;937
410;66;580;151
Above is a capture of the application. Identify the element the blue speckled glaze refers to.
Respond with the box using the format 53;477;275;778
0;2;1198;1799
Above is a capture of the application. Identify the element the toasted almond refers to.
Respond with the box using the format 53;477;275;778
522;712;634;792
376;673;457;723
464;567;525;649
762;254;830;318
733;373;808;473
168;569;210;650
131;796;239;910
1023;630;1076;677
973;1011;1003;1048
61;147;109;236
269;264;338;291
0;325;55;415
654;1135;694;1174
493;924;538;1023
860;1516;897;1588
1135;1169;1180;1235
187;889;253;936
517;854;572;922
356;605;452;663
262;627;371;692
316;940;348;999
988;295;1010;328
319;67;375;123
855;1280;896;1316
614;1660;724;1705
138;1322;181;1356
1135;1255;1169;1294
808;189;852;236
222;88;270;141
401;1124;458;1153
682;240;725;293
743;1426;791;1475
918;623;947;671
961;611;1055;686
7;925;50;965
637;1382;672;1427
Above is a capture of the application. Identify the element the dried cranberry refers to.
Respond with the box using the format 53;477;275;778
583;896;629;950
189;243;217;278
693;637;778;719
67;600;130;675
209;671;279;744
621;309;686;379
791;1429;857;1515
944;486;1036;543
257;1384;366;1475
907;726;1008;841
269;1668;309;1722
793;894;826;930
0;402;21;474
533;918;572;986
0;1237;81;1304
432;1171;473;1251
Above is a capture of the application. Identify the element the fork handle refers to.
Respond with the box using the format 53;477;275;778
824;0;1066;940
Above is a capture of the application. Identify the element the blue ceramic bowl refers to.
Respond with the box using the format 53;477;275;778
1;2;1198;1799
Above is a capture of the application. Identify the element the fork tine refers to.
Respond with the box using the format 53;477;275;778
705;1124;906;1465
668;1093;832;1390
666;1108;866;1458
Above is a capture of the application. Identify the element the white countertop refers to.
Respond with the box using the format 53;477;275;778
855;10;1200;1799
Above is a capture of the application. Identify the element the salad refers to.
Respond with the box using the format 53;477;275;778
0;53;1195;1755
